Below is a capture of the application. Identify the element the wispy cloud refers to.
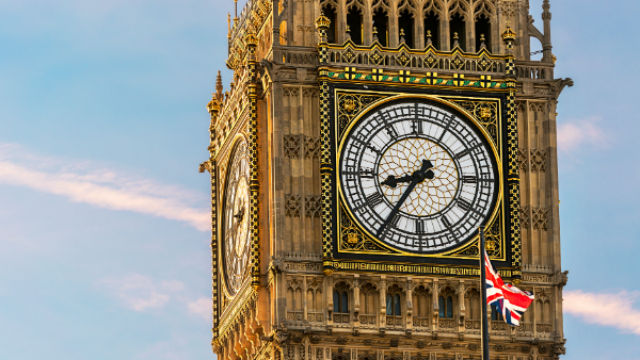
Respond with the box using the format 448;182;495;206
557;116;609;153
0;143;209;231
100;273;185;312
564;290;640;335
187;297;212;321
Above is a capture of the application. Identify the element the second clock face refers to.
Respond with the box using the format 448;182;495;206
222;138;251;296
339;98;499;254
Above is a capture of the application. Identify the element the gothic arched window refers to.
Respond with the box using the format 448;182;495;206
438;288;455;318
465;288;481;320
475;14;491;51
347;5;364;45
372;7;389;46
333;283;349;313
386;285;403;315
322;3;338;44
424;10;440;49
449;12;466;50
412;286;431;327
398;9;415;48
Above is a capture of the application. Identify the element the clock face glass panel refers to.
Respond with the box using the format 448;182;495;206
339;99;499;254
222;139;251;295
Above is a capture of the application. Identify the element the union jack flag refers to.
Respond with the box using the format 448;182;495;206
484;250;534;326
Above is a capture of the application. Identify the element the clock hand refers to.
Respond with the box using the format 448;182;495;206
376;160;435;236
233;205;245;222
381;160;435;188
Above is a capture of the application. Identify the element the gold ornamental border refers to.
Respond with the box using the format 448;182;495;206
218;134;253;301
334;92;506;261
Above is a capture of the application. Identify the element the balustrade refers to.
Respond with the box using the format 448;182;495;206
413;316;430;328
333;313;350;324
438;318;456;329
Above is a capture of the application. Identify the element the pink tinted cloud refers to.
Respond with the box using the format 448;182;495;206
0;143;209;231
100;273;185;312
186;297;212;321
557;117;608;153
564;290;640;335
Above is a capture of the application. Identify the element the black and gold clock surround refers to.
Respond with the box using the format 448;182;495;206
320;84;519;275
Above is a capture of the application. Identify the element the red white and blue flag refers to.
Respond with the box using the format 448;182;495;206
484;250;534;326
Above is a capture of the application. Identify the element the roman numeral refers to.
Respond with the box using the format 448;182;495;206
366;193;384;208
389;213;401;227
438;116;453;142
463;176;478;183
457;198;472;212
416;219;425;234
455;145;481;160
359;168;375;178
441;215;452;230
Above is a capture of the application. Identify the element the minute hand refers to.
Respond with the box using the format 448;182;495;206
376;160;435;237
376;179;420;237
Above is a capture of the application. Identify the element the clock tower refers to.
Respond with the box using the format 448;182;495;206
203;0;571;359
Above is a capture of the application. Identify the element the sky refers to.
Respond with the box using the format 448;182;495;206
0;0;639;359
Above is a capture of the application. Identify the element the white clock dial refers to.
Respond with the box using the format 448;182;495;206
222;138;251;295
339;99;499;253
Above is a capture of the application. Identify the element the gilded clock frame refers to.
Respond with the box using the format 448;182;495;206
320;83;520;277
219;134;252;300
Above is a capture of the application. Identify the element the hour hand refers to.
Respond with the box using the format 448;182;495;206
381;174;413;188
381;159;435;188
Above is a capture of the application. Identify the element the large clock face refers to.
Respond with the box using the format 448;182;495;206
221;138;251;295
339;99;499;254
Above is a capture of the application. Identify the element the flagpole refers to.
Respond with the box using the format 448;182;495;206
479;227;490;360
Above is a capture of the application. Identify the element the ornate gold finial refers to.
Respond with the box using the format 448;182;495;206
372;26;379;42
215;71;224;101
502;26;517;42
315;13;331;31
479;33;486;49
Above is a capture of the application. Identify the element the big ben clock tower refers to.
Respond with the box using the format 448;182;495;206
202;0;571;359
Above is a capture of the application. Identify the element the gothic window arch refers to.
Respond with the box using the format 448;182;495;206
412;285;432;327
286;279;304;322
398;0;417;48
360;283;379;325
372;0;390;46
286;279;303;311
321;0;339;43
333;281;350;314
423;0;442;49
386;284;403;315
448;0;468;51
307;279;323;322
464;288;481;321
346;0;365;45
473;0;495;51
438;286;456;318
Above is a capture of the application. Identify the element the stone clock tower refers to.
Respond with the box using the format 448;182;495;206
202;0;571;359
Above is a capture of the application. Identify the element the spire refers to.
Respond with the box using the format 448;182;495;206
234;0;239;26
215;71;224;101
542;0;553;63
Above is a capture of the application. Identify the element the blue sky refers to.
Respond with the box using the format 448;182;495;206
0;0;638;359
